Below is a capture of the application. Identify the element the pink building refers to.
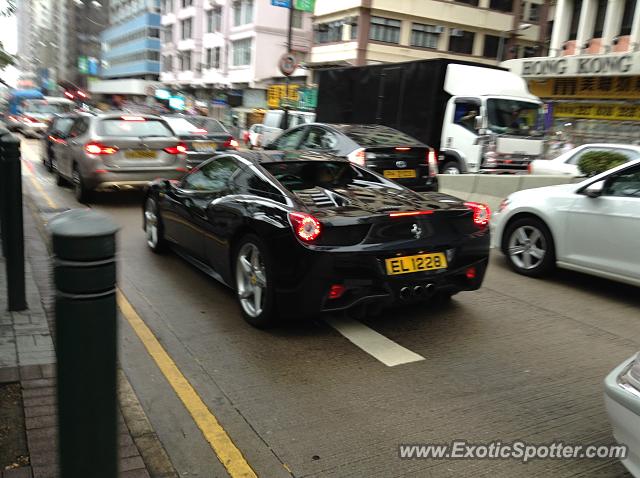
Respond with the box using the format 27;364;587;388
160;0;313;111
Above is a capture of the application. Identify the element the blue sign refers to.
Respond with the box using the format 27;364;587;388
88;57;99;76
271;0;290;7
168;95;185;110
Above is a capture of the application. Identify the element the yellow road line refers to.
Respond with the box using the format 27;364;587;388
27;175;58;210
117;290;258;478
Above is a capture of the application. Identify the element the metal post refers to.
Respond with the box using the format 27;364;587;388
50;209;119;478
283;1;294;129
1;132;26;311
0;128;7;257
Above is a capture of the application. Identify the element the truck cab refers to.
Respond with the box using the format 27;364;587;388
441;95;544;173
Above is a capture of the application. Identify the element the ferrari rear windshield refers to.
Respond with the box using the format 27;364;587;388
262;161;385;191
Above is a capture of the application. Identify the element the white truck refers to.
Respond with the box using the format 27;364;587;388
315;59;545;174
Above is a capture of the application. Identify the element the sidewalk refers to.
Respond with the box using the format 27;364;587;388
0;204;156;477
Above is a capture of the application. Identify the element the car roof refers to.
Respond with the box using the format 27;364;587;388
307;123;426;146
232;150;349;165
94;113;163;120
574;143;640;151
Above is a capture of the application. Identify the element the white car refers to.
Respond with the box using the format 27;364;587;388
605;353;640;477
530;144;640;177
493;159;640;286
245;123;263;149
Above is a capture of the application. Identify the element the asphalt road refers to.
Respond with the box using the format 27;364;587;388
19;138;638;477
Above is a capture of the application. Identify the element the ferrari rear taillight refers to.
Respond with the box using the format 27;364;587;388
288;212;321;242
85;142;118;155
464;201;491;226
164;142;187;154
427;149;438;177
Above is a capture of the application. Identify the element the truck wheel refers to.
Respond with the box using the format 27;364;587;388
442;161;462;175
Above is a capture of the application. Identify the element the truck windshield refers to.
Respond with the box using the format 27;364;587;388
487;99;543;136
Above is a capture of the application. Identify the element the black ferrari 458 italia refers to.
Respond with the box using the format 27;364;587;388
143;151;490;327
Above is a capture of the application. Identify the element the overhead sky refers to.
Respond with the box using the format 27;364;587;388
0;3;19;87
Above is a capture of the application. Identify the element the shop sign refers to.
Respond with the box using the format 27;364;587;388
529;76;640;99
294;0;315;12
267;84;300;109
506;52;640;78
554;102;640;121
297;87;318;110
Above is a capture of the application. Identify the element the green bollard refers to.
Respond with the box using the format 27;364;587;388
49;209;119;478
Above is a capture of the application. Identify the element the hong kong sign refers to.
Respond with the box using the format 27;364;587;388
504;52;640;78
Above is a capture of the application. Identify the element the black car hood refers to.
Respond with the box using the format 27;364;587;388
292;184;463;218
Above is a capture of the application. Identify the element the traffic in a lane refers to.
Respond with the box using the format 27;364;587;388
18;135;637;477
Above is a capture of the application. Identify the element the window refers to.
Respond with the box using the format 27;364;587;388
207;6;222;32
315;21;343;43
232;38;252;66
292;9;303;29
52;117;75;136
181;0;192;7
233;0;254;26
370;16;401;44
163;25;173;43
411;23;440;49
569;0;582;40
162;0;173;13
96;119;173;137
449;29;475;55
483;34;500;58
351;20;358;40
182;157;240;192
262;161;384;192
455;0;479;5
621;0;637;35
489;0;512;12
163;55;173;71
233;168;283;200
528;3;539;22
179;50;192;70
299;127;339;151
593;0;607;37
205;47;220;68
181;18;192;40
602;164;640;197
453;101;480;133
267;127;306;150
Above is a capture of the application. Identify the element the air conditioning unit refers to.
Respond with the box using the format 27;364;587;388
450;29;464;37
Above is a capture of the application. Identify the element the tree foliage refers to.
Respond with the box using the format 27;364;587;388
577;151;629;177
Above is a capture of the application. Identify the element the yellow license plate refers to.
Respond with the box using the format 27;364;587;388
193;142;217;152
125;150;157;159
385;252;447;276
383;169;417;179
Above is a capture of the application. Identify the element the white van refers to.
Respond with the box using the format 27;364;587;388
261;110;315;146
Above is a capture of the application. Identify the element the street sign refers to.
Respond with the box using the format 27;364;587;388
78;56;88;74
278;53;297;76
271;0;290;7
294;0;314;12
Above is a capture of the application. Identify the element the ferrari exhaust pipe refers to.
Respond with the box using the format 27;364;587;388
399;287;411;300
413;285;424;296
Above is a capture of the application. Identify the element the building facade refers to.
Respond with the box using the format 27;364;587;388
159;0;313;114
309;0;548;69
101;0;162;80
16;0;63;91
504;0;640;145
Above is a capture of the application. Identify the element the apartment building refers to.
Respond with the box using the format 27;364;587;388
101;0;162;80
503;0;640;145
16;0;63;91
310;0;548;69
160;0;313;111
